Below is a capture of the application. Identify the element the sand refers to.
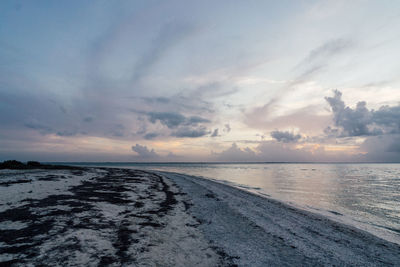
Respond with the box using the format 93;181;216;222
0;167;399;266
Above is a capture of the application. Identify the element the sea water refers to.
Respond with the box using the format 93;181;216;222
65;162;400;243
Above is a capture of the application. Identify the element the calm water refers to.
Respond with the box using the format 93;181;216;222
66;162;400;243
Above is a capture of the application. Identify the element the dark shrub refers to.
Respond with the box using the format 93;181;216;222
27;161;42;167
0;160;27;169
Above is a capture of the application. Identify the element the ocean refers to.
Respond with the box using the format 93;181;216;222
63;162;400;243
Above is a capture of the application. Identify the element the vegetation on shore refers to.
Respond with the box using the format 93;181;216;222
0;160;79;170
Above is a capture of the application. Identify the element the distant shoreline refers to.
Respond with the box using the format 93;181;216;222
46;161;400;165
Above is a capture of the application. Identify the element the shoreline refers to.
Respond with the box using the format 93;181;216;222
174;170;400;247
0;167;399;266
159;170;400;266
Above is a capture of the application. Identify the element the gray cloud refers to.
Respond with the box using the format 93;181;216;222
143;132;159;140
224;124;231;133
131;144;160;159
56;130;79;137
187;116;210;124
212;141;359;162
130;144;184;162
83;117;94;123
212;143;258;162
146;112;210;129
270;130;301;143
359;135;400;162
372;106;400;133
325;90;400;137
141;97;170;104
303;38;352;65
211;128;219;137
24;121;52;134
171;126;208;138
148;112;186;128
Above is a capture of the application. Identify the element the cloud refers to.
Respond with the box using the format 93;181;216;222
372;106;400;132
56;130;79;137
187;116;210;124
212;141;359;162
224;124;231;133
212;143;258;162
325;90;400;137
130;144;185;162
171;126;208;138
210;128;219;137
145;111;210;129
83;117;94;123
129;97;213;139
24;121;52;134
131;144;160;159
131;20;196;83
148;112;186;128
302;38;352;65
359;135;400;162
244;38;354;130
247;105;331;134
141;97;170;104
270;130;301;143
143;132;159;140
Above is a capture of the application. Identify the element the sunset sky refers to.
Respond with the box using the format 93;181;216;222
1;1;400;162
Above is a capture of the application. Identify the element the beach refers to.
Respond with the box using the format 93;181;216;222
1;167;399;266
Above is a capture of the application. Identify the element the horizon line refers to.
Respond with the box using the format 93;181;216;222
43;161;400;164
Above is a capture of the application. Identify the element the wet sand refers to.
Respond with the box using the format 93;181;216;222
0;168;399;266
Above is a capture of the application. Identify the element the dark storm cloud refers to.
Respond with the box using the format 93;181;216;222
325;90;400;137
131;144;160;159
171;126;208;138
270;130;301;143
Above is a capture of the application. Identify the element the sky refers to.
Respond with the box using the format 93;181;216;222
1;0;400;162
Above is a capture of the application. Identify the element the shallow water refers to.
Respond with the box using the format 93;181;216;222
64;162;400;242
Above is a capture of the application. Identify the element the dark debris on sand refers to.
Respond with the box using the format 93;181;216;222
0;167;228;266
